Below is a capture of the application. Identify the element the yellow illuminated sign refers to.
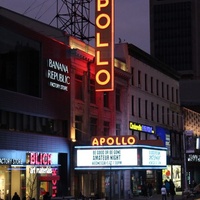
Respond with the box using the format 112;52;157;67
95;0;114;91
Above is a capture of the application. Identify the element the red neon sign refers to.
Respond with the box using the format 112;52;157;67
29;152;52;165
95;0;114;91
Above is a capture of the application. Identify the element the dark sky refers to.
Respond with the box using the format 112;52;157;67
0;0;150;53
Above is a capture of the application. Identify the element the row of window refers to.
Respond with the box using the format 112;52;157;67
132;68;179;104
0;110;68;137
131;95;181;128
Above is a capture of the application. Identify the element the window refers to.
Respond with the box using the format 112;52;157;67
104;92;109;108
90;117;97;136
167;108;170;125
162;106;165;124
167;84;169;100
157;104;159;122
138;98;141;118
176;89;179;103
156;79;159;95
138;70;141;86
131;67;134;85
131;95;135;116
116;124;121;136
151;77;153;93
145;100;148;119
75;115;83;140
151;102;154;121
103;121;110;136
0;27;41;97
116;88;120;111
75;75;83;100
90;79;96;104
162;82;164;98
171;87;174;102
145;74;148;91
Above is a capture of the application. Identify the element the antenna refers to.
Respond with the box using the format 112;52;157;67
50;0;95;42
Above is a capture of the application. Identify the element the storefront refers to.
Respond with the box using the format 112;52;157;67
0;150;68;200
74;136;167;199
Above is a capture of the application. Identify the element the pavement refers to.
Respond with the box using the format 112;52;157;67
127;192;200;200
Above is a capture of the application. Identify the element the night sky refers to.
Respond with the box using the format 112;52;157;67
0;0;150;53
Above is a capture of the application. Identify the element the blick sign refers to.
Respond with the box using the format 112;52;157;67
95;0;114;91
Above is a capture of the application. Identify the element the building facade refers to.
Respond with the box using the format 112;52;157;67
150;0;200;112
0;7;71;200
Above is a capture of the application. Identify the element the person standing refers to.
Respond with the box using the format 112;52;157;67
170;180;176;200
12;192;20;200
161;185;167;200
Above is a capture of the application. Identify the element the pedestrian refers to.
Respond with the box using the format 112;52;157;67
170;180;176;200
43;192;51;200
165;179;170;197
148;182;153;197
12;192;20;200
161;185;167;200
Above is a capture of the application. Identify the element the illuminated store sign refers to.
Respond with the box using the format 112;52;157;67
27;152;52;165
129;121;154;134
30;166;52;174
0;158;22;165
187;154;200;162
46;59;70;91
95;0;114;91
92;136;137;146
142;149;166;166
77;148;138;167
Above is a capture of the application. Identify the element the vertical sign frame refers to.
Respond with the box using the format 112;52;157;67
95;0;114;91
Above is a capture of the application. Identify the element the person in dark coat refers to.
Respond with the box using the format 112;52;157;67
169;180;176;200
12;192;20;200
43;192;51;200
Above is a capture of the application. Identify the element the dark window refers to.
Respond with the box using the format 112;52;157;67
151;77;153;93
90;117;97;136
116;88;120;111
75;75;83;100
138;70;141;86
151;102;154;121
145;74;148;91
131;95;135;116
0;27;41;96
103;121;110;136
138;98;141;118
131;67;134;85
75;115;82;140
104;92;109;108
116;124;121;136
145;100;148;119
162;82;164;98
90;79;96;104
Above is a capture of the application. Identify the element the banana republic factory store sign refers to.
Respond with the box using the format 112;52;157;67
74;136;167;170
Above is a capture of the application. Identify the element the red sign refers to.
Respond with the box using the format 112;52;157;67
95;0;114;91
28;152;52;165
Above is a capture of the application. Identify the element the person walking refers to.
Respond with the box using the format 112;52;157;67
161;185;167;200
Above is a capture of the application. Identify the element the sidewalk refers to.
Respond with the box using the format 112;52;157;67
128;192;200;200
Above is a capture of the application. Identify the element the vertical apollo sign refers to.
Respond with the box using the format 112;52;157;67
95;0;114;91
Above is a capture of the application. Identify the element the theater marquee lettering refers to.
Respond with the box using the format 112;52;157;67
95;0;114;91
91;136;137;146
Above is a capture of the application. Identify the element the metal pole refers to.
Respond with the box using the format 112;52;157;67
183;131;188;192
110;165;112;200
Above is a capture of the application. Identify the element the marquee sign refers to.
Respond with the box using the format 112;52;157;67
74;145;167;170
95;0;114;91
